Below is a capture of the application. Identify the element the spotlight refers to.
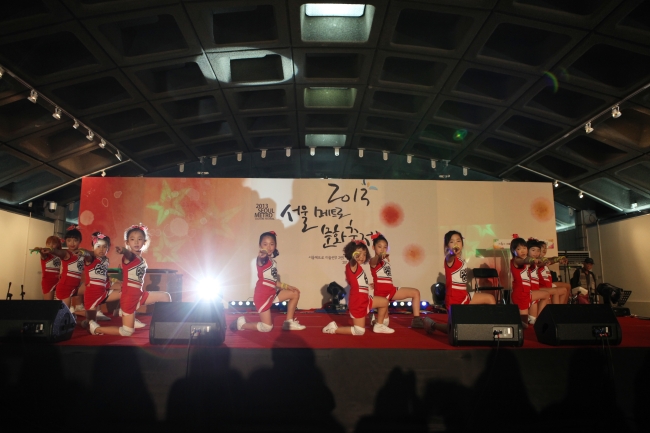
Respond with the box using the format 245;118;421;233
285;147;291;157
72;119;79;129
554;180;559;188
0;67;4;79
52;107;62;120
305;4;365;16
631;202;638;209
47;202;57;213
462;167;468;176
28;90;38;103
86;129;94;141
115;150;122;162
392;301;398;307
358;148;364;158
99;139;106;149
400;302;405;307
431;159;437;169
579;191;584;199
420;301;430;309
179;163;184;173
310;147;315;156
236;152;242;162
211;156;217;165
101;170;106;177
261;149;267;159
196;277;219;300
611;105;621;118
585;122;594;134
407;301;412;307
326;281;347;312
383;151;389;161
334;147;340;156
433;283;446;306
407;154;412;164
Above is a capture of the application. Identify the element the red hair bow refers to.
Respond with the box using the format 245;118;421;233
512;233;519;239
353;240;365;245
269;231;276;236
67;225;78;231
92;233;107;245
130;224;149;232
370;232;382;240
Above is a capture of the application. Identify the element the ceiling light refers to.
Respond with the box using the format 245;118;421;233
579;191;584;199
0;67;4;79
52;107;62;120
28;90;38;103
462;167;468;176
585;122;594;134
554;180;559;188
72;119;79;129
101;170;106;177
310;147;315;156
358;148;364;158
383;151;388;161
86;129;94;141
236;152;242;162
285;147;291;157
406;154;412;164
261;149;267;159
68;203;74;212
431;159;437;169
612;105;621;118
179;163;184;173
115;150;122;162
99;139;106;149
211;156;217;166
443;160;450;167
334;147;340;156
631;202;638;209
305;4;365;17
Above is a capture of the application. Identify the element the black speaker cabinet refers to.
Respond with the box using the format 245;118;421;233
0;300;76;343
534;304;622;346
149;301;226;345
448;304;524;347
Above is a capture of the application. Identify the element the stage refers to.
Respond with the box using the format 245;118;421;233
2;311;649;432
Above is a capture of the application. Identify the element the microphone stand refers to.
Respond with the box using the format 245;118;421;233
20;285;25;301
5;282;12;300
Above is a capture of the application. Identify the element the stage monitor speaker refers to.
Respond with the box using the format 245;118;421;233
0;300;76;343
534;305;622;346
149;301;226;345
448;304;524;347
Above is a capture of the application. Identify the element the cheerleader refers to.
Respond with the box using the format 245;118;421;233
37;236;61;300
323;240;394;335
231;231;306;332
538;240;569;304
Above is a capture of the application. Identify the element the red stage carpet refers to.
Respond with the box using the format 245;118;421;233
59;310;650;349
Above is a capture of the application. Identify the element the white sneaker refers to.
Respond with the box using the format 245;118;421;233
282;319;306;330
373;323;395;334
383;317;389;326
89;320;101;335
75;304;86;313
370;314;389;326
322;321;338;334
134;318;146;328
96;310;110;321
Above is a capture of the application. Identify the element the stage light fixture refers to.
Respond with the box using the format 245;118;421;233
462;167;468;176
326;281;347;312
52;107;62;120
28;90;38;103
179;163;185;173
383;151;388;161
261;149;267;159
72;119;79;129
392;301;398;307
68;202;74;211
407;154;412;164
0;67;4;79
579;191;584;199
86;129;94;141
585;122;594;134
310;147;315;156
237;152;242;162
631;202;638;209
554;180;559;188
334;147;340;156
211;156;217;165
101;170;106;177
431;159;437;169
358;148;364;158
115;150;122;162
612;105;621;118
420;301;429;308
196;277;220;300
47;201;57;213
99;139;106;149
305;4;365;17
28;202;33;208
285;147;291;157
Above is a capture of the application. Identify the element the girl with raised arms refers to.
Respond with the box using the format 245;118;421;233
36;236;62;301
368;232;424;328
323;240;394;335
510;236;552;328
89;224;171;336
231;231;306;332
424;230;495;334
538;240;570;303
526;237;565;324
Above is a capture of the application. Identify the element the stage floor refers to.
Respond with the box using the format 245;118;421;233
58;310;650;349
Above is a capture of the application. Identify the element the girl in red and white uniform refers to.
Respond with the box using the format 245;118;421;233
33;226;85;312
424;230;495;334
369;232;424;328
37;236;62;300
89;224;171;336
232;231;306;332
323;240;393;335
77;232;121;331
538;240;569;304
526;238;565;324
510;236;552;328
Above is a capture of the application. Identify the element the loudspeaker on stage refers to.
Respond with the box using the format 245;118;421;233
534;304;622;346
149;301;226;345
0;300;76;343
448;304;524;347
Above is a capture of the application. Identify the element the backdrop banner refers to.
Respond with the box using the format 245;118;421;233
79;178;556;308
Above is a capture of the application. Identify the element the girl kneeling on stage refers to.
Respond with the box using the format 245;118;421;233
369;232;424;328
89;224;171;336
232;231;306;332
323;240;394;335
424;230;495;334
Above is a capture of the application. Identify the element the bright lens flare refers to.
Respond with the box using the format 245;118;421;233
453;129;468;141
197;277;219;300
543;71;559;93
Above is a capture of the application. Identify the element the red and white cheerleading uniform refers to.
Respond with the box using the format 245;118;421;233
83;256;112;310
120;255;148;315
538;263;553;288
370;258;398;301
445;256;470;308
55;253;84;300
254;257;279;313
511;259;531;310
528;263;541;305
347;262;372;319
40;253;60;295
